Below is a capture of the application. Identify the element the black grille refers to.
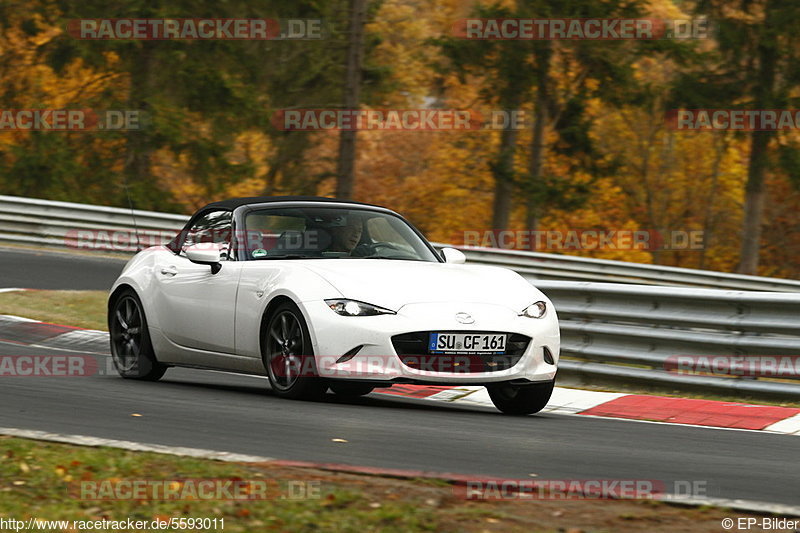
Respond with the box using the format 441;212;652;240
391;331;530;373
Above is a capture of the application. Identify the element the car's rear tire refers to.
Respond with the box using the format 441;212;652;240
262;301;327;400
329;382;375;397
109;289;167;381
487;380;554;415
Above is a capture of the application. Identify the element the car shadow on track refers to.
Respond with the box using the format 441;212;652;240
153;369;557;419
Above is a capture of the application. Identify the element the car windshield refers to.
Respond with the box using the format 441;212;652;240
243;206;439;262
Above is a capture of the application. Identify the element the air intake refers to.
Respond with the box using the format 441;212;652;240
336;345;364;363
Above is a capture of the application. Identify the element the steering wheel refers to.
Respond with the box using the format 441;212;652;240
359;242;415;259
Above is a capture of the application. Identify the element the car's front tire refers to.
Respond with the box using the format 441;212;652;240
487;380;554;415
109;289;167;381
262;301;327;400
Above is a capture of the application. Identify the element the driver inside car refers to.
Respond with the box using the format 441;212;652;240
327;214;365;255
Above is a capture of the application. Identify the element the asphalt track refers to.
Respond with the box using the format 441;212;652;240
0;247;127;290
0;247;798;508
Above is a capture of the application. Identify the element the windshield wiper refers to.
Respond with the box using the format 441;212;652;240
361;255;419;261
257;254;315;260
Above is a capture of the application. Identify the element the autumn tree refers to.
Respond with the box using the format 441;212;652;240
435;3;536;230
676;0;800;274
436;0;653;232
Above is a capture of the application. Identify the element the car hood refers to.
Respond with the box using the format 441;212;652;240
300;259;543;311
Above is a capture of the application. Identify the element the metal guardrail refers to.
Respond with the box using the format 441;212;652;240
539;281;800;398
1;194;799;397
0;195;187;251
454;246;800;293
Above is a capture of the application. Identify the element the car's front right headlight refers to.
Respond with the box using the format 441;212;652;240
325;299;396;317
520;301;547;319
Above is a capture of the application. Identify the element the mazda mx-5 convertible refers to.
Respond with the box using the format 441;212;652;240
107;196;559;414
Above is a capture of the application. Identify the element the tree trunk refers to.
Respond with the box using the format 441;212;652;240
123;42;155;210
335;0;367;199
526;81;548;248
698;136;727;270
490;119;520;231
525;42;551;249
737;131;772;274
491;170;514;231
737;37;777;275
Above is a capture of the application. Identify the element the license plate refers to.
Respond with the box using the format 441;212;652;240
428;333;506;354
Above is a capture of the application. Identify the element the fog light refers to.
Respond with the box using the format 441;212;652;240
543;346;554;365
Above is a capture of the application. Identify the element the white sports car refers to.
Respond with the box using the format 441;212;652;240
108;197;559;414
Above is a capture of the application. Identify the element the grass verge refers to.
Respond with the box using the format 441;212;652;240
0;290;107;331
0;436;773;532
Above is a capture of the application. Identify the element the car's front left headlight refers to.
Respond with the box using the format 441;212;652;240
520;301;547;319
325;299;396;317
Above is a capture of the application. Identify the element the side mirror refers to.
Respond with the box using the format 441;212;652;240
185;244;222;274
441;247;466;264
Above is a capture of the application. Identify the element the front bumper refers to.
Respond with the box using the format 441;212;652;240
304;300;559;384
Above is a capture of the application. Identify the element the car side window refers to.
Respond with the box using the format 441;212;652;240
179;210;234;260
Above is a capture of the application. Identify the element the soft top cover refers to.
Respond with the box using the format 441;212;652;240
200;196;381;212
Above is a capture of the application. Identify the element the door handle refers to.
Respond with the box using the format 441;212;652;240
160;266;178;277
